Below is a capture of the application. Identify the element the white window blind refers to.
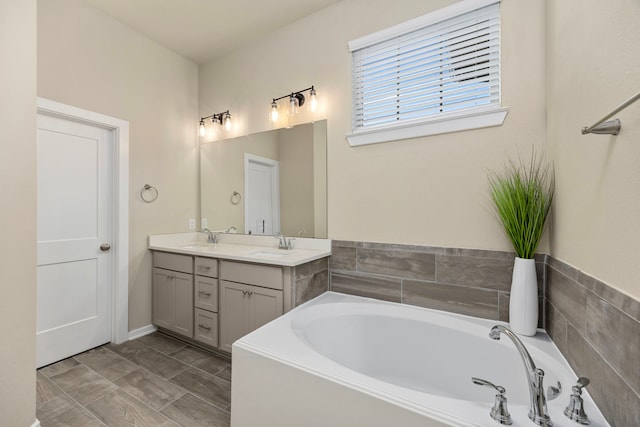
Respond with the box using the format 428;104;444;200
351;2;501;132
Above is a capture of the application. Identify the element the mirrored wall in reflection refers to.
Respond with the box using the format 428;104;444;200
200;120;327;238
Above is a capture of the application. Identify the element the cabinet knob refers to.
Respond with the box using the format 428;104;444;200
198;324;211;331
199;291;211;297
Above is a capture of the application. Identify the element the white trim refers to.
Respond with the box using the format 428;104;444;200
128;324;157;341
346;107;508;147
348;0;500;51
32;419;41;427
37;97;129;345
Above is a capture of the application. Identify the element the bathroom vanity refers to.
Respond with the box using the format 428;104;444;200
148;232;330;354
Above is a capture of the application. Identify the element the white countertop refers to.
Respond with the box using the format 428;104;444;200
148;232;331;267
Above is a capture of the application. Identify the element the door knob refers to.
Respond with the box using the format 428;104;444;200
100;243;111;252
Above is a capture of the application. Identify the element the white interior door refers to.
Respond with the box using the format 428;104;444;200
244;154;280;235
36;113;113;368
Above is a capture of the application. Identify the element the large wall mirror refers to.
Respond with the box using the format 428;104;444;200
200;120;327;238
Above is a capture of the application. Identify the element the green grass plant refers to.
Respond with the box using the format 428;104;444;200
488;152;554;259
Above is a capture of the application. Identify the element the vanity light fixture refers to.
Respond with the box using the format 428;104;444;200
269;86;317;123
199;110;232;137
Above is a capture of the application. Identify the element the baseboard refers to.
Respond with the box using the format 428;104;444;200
32;419;41;427
128;324;157;341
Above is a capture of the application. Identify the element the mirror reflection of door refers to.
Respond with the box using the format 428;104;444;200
244;153;280;235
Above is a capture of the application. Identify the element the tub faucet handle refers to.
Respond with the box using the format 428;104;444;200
564;377;591;425
472;377;513;425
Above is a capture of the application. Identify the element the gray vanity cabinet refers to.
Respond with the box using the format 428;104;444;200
152;252;194;338
219;261;284;353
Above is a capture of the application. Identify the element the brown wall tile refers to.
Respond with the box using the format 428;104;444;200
357;249;435;281
566;324;640;427
330;271;401;302
436;255;514;291
329;245;356;271
403;280;500;320
585;293;640;394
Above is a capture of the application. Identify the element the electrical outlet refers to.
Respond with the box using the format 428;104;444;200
201;218;208;229
188;218;196;230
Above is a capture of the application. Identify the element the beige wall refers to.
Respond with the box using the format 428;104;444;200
199;0;548;252
0;0;37;425
37;0;199;331
546;0;640;300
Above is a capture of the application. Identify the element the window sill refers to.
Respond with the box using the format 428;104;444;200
346;107;509;147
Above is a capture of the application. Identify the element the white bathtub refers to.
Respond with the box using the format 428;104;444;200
232;292;609;427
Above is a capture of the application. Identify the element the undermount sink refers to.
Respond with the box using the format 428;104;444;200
181;243;213;250
249;250;290;258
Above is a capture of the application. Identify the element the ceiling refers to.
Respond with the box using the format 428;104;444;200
79;0;341;64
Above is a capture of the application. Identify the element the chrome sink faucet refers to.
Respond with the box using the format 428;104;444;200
273;232;292;250
489;325;552;426
203;228;217;244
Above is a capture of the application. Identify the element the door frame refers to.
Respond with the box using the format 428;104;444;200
244;153;280;235
37;97;129;345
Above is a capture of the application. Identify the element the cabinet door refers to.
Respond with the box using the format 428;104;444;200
152;268;174;330
219;281;251;353
249;286;284;331
172;271;194;338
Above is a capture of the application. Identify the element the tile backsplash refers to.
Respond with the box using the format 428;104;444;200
545;257;640;426
330;240;545;324
328;240;639;426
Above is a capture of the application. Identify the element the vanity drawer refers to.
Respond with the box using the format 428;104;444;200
194;308;218;347
195;257;218;278
153;252;193;274
195;276;218;312
220;261;283;290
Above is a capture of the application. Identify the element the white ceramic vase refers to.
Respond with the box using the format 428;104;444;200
509;257;538;336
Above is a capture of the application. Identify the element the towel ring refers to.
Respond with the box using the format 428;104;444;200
231;191;242;205
141;184;158;203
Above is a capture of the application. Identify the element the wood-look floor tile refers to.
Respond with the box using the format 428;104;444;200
49;364;118;405
75;346;139;381
107;340;188;379
106;339;147;361
169;368;231;409
37;394;102;427
216;366;232;382
38;357;80;378
134;347;188;379
86;389;169;426
170;346;230;375
36;371;63;405
114;368;186;411
137;333;186;354
161;393;230;427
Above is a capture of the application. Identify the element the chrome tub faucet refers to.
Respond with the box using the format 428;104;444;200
489;325;552;426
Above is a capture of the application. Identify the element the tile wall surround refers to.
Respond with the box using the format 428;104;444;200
328;240;639;426
545;257;640;427
329;240;545;324
293;257;329;306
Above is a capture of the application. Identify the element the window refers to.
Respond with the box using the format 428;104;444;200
347;0;507;146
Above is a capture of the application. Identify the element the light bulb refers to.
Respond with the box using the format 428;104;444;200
309;88;318;113
289;95;298;116
270;100;279;123
199;119;206;137
224;112;232;131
